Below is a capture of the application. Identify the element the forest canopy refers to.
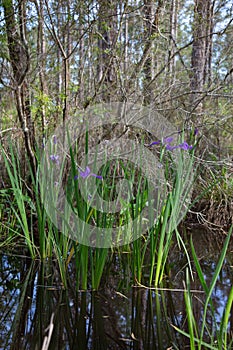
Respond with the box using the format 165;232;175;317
0;0;232;172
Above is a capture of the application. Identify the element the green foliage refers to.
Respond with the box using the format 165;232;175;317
173;226;233;349
1;142;37;258
0;1;233;344
1;128;233;348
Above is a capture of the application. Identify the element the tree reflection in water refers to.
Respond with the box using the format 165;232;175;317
1;241;233;349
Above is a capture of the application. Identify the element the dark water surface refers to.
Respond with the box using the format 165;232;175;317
1;229;233;350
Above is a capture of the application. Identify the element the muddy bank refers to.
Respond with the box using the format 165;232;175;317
184;198;233;235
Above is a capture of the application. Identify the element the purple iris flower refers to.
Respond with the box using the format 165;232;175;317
166;141;193;151
178;142;193;150
163;137;174;143
74;166;103;180
194;128;199;136
148;136;173;147
148;140;161;146
79;166;91;178
149;135;193;152
50;154;59;164
166;144;178;151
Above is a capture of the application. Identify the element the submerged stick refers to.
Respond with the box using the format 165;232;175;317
41;313;55;350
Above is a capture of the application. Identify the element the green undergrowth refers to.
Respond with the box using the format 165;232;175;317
1;127;233;347
0;128;196;287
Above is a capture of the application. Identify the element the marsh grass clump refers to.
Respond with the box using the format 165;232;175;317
1;126;233;347
1;127;196;287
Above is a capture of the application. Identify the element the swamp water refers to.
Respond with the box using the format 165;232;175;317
1;229;233;350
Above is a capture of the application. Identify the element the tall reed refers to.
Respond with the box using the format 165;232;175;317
173;226;233;349
1;142;37;258
1;126;196;291
130;132;196;286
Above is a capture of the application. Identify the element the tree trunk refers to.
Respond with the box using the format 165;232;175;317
143;0;155;104
3;0;36;175
204;0;214;86
190;0;213;112
168;0;178;77
77;1;85;105
142;0;164;105
97;0;118;102
62;0;71;124
33;0;48;137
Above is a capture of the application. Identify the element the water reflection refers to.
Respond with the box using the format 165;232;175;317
1;230;233;349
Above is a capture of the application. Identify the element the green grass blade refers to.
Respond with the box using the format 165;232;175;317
220;284;233;349
171;325;218;350
190;237;209;294
199;226;232;347
184;269;197;350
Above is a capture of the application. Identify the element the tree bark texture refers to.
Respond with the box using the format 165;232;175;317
190;0;213;111
97;0;118;102
3;0;36;174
